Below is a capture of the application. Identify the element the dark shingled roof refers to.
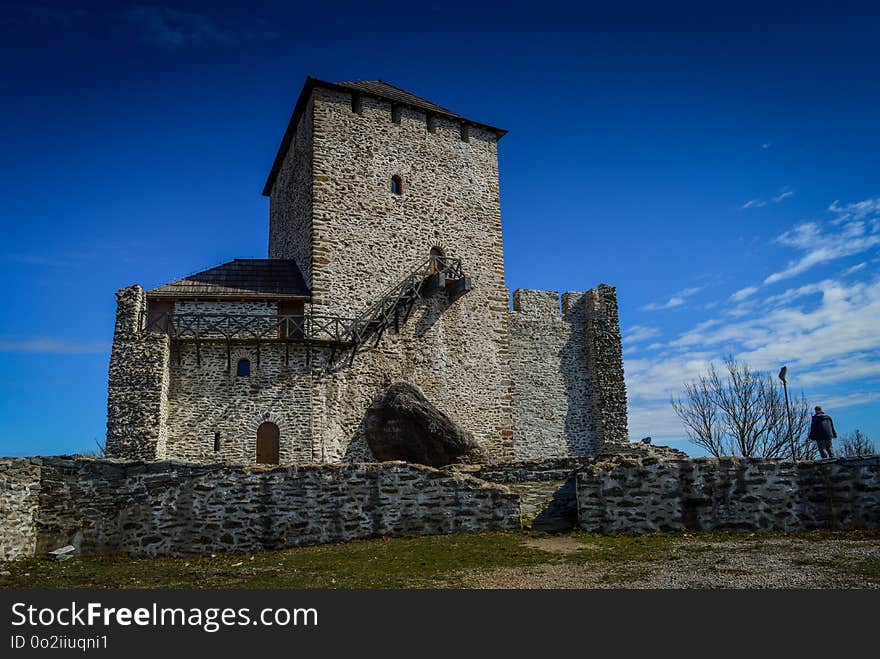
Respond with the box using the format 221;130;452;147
262;76;506;197
334;80;466;120
148;259;310;299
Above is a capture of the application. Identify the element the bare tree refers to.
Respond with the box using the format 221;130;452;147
671;355;813;459
840;429;876;457
671;374;727;456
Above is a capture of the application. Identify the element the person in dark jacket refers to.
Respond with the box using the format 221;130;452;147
808;406;837;459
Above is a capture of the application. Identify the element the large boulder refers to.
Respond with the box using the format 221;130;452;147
365;382;486;466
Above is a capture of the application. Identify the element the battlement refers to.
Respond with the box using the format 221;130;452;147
511;288;600;320
316;87;502;146
509;284;627;460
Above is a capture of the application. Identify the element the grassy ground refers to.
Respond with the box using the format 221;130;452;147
1;530;878;589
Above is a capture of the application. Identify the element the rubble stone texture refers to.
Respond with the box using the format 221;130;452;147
577;455;880;534
3;454;877;560
0;459;41;560
1;457;520;560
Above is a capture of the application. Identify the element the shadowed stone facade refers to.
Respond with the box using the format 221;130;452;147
105;77;629;466
577;455;880;534
0;457;520;560
3;453;876;560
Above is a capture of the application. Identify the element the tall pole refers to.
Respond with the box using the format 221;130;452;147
779;366;797;460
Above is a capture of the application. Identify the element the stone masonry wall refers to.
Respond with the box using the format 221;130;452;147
282;88;515;462
164;343;316;465
269;96;314;287
458;444;690;530
106;286;170;461
509;289;596;459
585;285;628;446
15;457;521;558
577;456;880;534
0;459;41;561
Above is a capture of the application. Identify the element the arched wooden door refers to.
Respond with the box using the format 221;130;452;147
256;422;280;465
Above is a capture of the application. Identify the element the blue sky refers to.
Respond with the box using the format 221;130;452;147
1;1;878;457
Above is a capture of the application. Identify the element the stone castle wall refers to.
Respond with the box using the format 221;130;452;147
1;457;520;560
577;456;880;534
106;287;170;461
0;459;41;561
6;454;877;561
268;87;516;462
508;286;628;460
164;343;316;465
269;96;314;287
509;290;597;459
585;285;628;445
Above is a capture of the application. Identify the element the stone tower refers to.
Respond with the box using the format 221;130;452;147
264;79;515;461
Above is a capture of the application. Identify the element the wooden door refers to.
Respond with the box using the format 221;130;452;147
256;422;280;464
278;300;305;339
146;300;173;333
429;246;446;273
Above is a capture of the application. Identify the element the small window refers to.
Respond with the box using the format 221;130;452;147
426;115;437;133
460;123;470;142
351;92;363;114
213;432;221;453
391;175;403;195
236;358;251;377
391;104;402;124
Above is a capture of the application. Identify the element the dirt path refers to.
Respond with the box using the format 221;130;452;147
443;536;880;589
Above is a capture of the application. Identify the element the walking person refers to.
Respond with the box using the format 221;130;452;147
808;406;837;459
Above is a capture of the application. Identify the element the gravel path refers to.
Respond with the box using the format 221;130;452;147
445;536;880;589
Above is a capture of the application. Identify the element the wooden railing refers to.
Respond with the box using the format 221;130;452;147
142;253;472;368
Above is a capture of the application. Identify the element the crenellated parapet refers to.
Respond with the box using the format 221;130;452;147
509;285;628;459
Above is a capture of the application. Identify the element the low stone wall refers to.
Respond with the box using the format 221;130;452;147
0;459;41;561
7;452;876;561
2;457;520;559
461;444;689;530
577;456;880;534
462;458;583;531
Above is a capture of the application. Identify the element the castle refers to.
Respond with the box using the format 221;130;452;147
3;79;875;567
105;77;629;466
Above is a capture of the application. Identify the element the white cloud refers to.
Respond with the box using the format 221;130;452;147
729;285;759;302
772;189;794;203
121;5;277;47
742;186;794;210
633;275;880;400
624;325;661;344
844;262;867;275
764;218;880;284
828;197;880;223
628;196;880;453
809;391;880;410
640;286;703;311
0;339;110;354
